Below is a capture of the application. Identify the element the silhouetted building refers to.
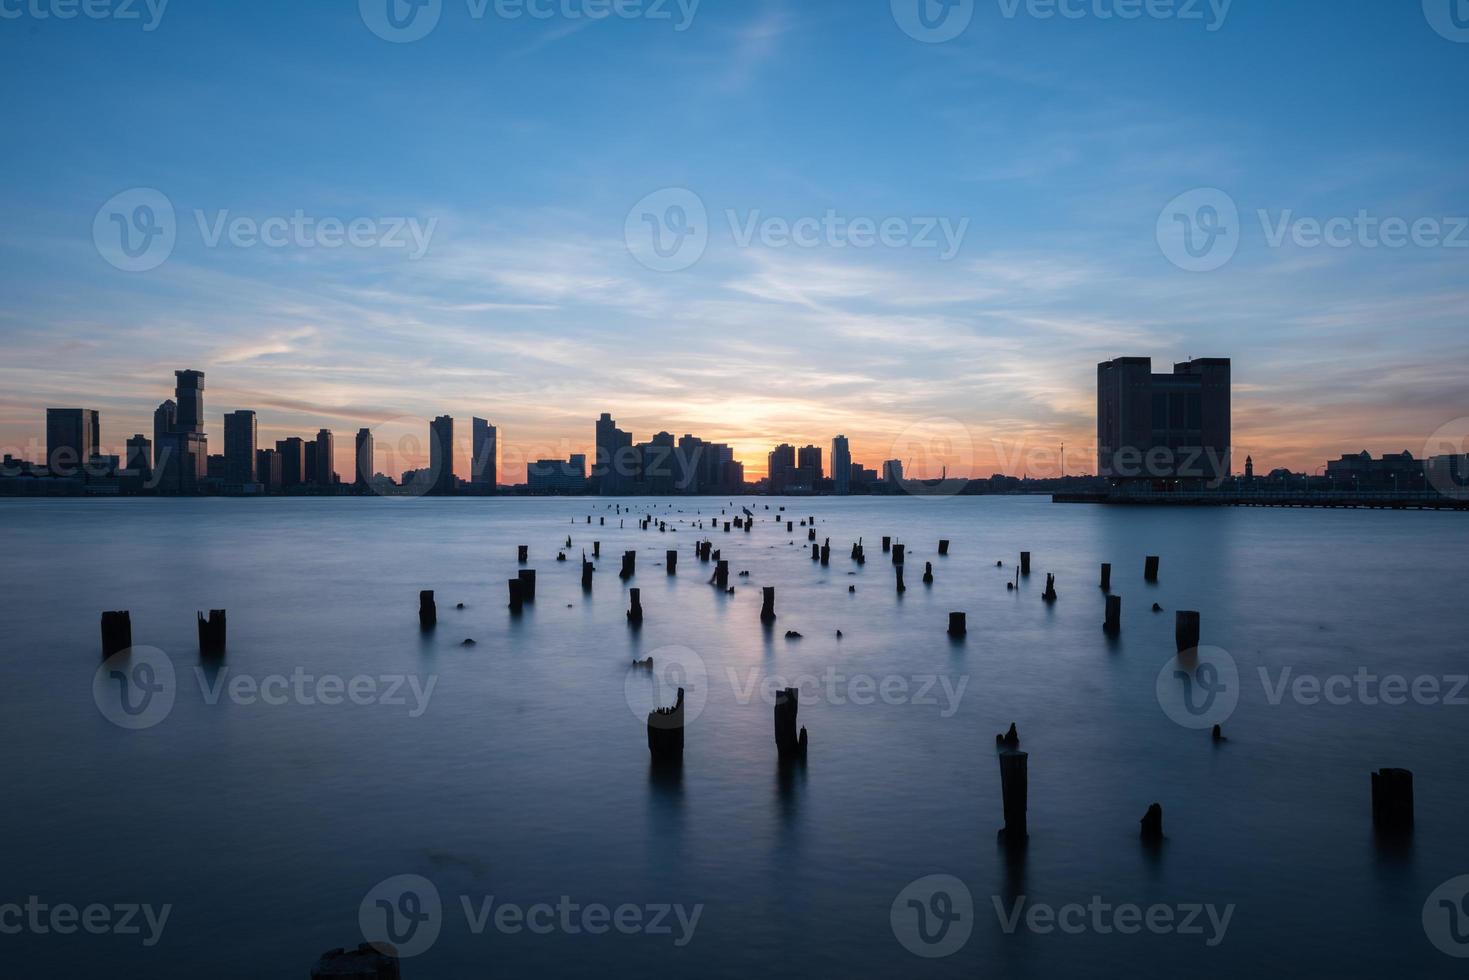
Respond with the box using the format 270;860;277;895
635;432;678;494
304;439;318;485
156;370;208;493
882;459;904;484
152;399;176;470
1097;356;1231;485
832;435;851;494
223;410;257;486
277;437;305;489
45;408;98;476
1326;450;1426;491
767;444;796;493
794;445;823;490
256;448;282;491
354;428;373;489
174;370;205;434
315;429;335;486
528;454;587;493
595;412;633;494
472;418;497;491
125;434;151;478
430;415;455;495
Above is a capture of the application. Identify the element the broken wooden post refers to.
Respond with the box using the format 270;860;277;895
620;551;636;580
517;569;537;601
997;749;1028;847
627;588;643;625
646;688;684;764
593;541;601;558
923;561;934;585
820;540;830;566
507;579;523;613
744;519;751;534
808;528;816;542
581;560;594;590
938;539;950;556
197;610;226;656
786;521;794;532
1371;768;1414;833
1175;610;1200;652
892;543;905;566
714;560;729;589
724;521;731;532
760;587;777;622
666;550;678;575
311;943;402;979
1020;551;1031;575
1104;594;1121;634
1145;555;1160;581
882;535;891;553
1100;562;1112;592
1042;574;1057;603
948;612;967;637
774;687;808;760
100;610;132;657
895;566;906;594
517;545;528;563
419;591;437;629
811;542;820;560
1140;803;1164;842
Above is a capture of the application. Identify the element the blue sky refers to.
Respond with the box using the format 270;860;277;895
2;0;1466;480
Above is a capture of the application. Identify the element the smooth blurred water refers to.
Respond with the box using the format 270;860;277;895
2;496;1467;978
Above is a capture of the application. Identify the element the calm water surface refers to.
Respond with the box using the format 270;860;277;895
2;496;1468;978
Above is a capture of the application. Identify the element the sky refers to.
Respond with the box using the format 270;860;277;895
1;0;1466;482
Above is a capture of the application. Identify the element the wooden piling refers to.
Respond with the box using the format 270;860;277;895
820;541;830;566
581;560;594;590
892;543;905;566
882;536;891;553
760;587;777;622
419;591;437;629
997;749;1028;847
666;550;678;575
774;687;808;760
1371;768;1414;833
1145;555;1160;581
923;561;934;585
1042;574;1057;603
197;610;227;656
620;551;636;580
1020;552;1031;575
714;560;729;589
518;545;528;563
593;541;601;558
895;566;906;594
100;610;132;657
646;688;685;763
1140;803;1164;842
1100;562;1112;592
517;569;537;601
507;579;523;612
938;539;949;556
811;542;820;561
1175;610;1200;652
1104;594;1121;634
311;943;402;979
627;588;643;625
947;612;967;637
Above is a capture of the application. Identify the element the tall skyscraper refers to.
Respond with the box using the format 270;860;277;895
156;370;207;493
153;399;176;470
355;428;373;488
223;410;257;486
594;413;633;495
472;418;498;491
832;435;851;495
767;444;796;493
796;445;823;488
45;408;98;476
304;439;318;485
315;429;335;485
430;415;455;495
277;437;305;488
174;370;205;433
125;434;152;477
256;449;282;491
1097;356;1232;484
